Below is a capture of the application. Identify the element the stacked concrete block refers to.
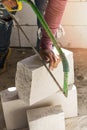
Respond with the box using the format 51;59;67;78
1;48;78;130
27;105;65;130
10;25;38;48
10;26;20;47
1;88;66;130
30;84;78;118
11;1;37;47
18;128;29;130
16;48;74;105
19;26;38;47
60;1;87;48
16;1;37;25
1;84;77;130
1;88;29;130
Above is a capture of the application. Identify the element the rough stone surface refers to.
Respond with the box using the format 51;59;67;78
16;48;74;105
1;85;78;130
27;105;65;130
1;88;29;130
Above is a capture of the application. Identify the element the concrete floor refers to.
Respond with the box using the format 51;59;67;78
0;48;87;130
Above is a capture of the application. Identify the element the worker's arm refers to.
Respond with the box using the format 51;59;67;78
40;0;67;69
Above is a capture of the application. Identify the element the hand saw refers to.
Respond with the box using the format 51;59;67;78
3;0;69;97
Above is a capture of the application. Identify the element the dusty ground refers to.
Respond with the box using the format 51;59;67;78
69;48;87;116
0;48;87;129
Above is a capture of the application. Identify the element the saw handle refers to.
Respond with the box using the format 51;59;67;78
2;0;22;12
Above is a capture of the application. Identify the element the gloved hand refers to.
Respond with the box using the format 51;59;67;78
2;0;18;11
40;49;60;70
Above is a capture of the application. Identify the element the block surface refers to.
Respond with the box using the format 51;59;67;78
1;88;29;130
10;26;20;47
27;105;65;130
30;84;78;118
19;26;37;47
16;1;37;25
16;48;74;105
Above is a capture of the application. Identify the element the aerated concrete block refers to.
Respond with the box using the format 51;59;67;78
30;84;78;118
16;48;74;105
27;105;65;130
17;128;29;130
1;88;29;130
19;26;37;47
16;1;37;25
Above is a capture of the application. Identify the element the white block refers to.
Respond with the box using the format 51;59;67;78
16;1;37;25
59;26;87;48
27;105;65;130
1;88;29;130
16;48;74;105
19;26;37;47
16;128;29;130
10;26;20;47
10;25;37;47
30;84;78;118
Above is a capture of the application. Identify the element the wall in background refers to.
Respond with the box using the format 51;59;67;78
59;0;87;48
10;1;37;47
10;0;87;48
